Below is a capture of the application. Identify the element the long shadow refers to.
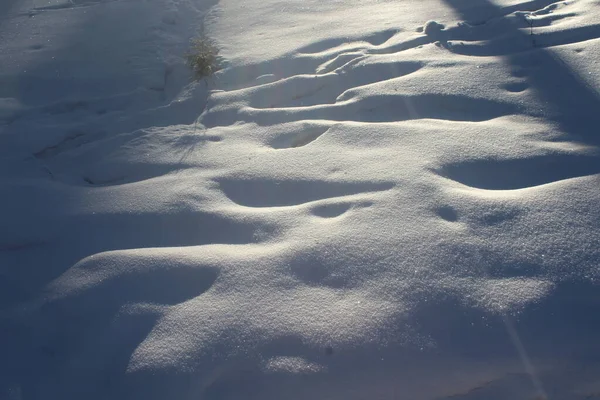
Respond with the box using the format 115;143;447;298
436;0;600;394
0;0;223;302
441;0;600;147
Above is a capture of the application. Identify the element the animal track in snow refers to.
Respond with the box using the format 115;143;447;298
310;201;372;219
218;178;393;208
237;93;517;126
310;203;353;219
436;206;459;222
269;125;331;149
502;81;529;93
436;0;600;57
437;154;600;190
223;61;424;110
296;29;400;55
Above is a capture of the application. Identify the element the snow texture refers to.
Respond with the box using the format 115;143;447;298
1;0;600;399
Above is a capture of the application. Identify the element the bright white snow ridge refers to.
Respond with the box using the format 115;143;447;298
1;0;600;399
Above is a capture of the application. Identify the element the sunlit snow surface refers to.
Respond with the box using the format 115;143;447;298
1;0;600;399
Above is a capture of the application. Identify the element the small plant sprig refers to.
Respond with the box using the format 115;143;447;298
185;36;221;81
525;13;536;47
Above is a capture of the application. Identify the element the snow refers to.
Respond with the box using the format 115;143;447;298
1;0;600;399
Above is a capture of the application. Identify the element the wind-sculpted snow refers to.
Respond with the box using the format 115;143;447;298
2;0;600;399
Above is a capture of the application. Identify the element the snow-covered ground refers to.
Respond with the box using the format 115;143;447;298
1;0;600;399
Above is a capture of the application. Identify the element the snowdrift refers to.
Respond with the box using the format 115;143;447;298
1;0;600;399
